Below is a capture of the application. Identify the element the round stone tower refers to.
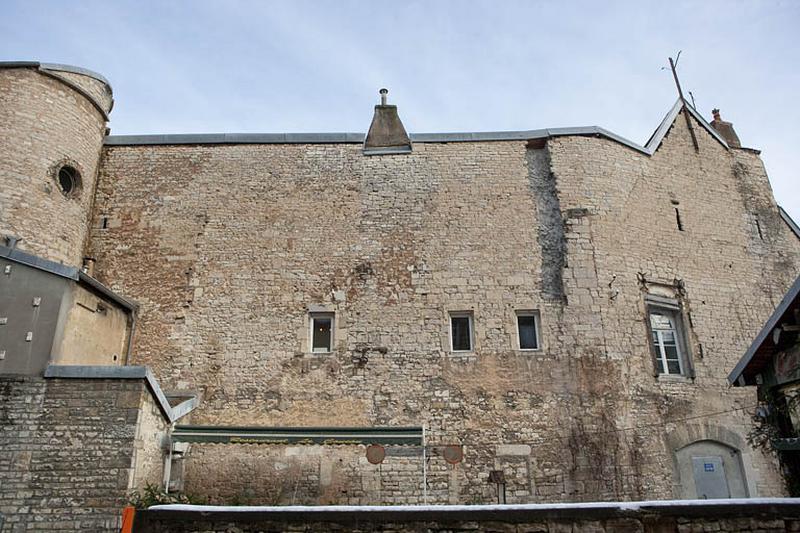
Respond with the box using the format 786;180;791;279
0;62;113;266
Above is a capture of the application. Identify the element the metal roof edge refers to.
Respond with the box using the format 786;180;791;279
101;100;724;156
104;127;650;154
0;245;138;312
780;206;800;241
645;98;729;154
645;99;682;153
0;61;111;90
78;271;139;311
0;245;80;280
105;133;366;146
728;274;800;385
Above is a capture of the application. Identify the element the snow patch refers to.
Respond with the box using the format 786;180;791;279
149;497;800;513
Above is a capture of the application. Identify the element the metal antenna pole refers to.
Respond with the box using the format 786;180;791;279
669;55;699;152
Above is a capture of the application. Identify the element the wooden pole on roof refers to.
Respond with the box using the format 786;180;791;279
669;54;700;152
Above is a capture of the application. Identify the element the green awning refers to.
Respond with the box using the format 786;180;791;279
172;425;423;446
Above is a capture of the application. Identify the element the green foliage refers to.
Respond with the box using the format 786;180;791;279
128;483;204;509
747;389;800;496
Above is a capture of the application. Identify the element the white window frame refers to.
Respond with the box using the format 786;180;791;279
449;312;474;353
646;297;691;378
515;310;541;351
309;312;335;353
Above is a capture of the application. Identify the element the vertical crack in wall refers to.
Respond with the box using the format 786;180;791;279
527;146;566;301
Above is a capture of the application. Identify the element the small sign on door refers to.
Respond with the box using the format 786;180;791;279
704;463;715;472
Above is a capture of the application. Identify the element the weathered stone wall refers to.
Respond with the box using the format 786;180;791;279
0;376;167;531
88;108;800;504
183;444;425;505
546;112;800;500
0;67;107;266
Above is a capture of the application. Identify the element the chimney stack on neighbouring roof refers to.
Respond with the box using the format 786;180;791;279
363;88;412;155
709;108;741;148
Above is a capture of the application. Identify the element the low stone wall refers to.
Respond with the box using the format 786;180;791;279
132;499;800;532
0;375;168;532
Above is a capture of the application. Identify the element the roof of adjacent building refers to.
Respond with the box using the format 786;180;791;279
728;273;800;386
0;245;138;311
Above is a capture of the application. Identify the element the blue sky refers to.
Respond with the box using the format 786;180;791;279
3;0;799;220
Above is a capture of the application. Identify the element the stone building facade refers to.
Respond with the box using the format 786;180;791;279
2;60;800;524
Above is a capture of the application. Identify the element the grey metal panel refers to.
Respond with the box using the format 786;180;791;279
692;456;730;499
0;259;68;375
728;273;800;385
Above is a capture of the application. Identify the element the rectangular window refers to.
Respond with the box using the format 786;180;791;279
646;299;692;377
310;312;334;353
516;311;540;350
450;312;473;352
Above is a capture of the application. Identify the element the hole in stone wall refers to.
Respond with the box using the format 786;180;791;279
755;216;764;240
675;208;684;232
56;165;82;198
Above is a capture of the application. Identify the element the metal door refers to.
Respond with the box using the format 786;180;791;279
692;455;730;499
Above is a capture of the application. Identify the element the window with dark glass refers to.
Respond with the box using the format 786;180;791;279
450;313;473;352
310;313;333;352
517;313;539;350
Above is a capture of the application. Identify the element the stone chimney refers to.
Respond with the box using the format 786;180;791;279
709;108;741;148
363;89;412;154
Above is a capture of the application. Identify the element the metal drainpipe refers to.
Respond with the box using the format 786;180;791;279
124;311;137;364
163;427;174;493
422;424;428;504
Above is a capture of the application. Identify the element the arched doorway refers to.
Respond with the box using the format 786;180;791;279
675;440;748;499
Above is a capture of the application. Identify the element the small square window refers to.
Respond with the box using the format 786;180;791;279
310;313;334;353
450;312;473;352
516;311;540;350
646;300;692;377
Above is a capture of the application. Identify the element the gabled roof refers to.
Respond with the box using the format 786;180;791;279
104;99;729;156
644;99;729;152
728;274;800;385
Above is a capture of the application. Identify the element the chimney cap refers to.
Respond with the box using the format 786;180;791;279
364;88;411;154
